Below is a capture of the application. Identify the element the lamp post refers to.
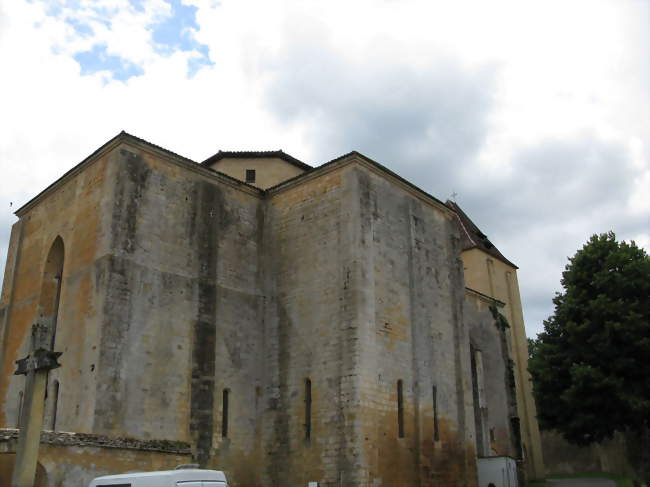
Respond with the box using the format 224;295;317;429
11;323;62;487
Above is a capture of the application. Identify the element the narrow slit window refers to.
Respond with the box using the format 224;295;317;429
50;275;62;349
397;380;405;438
17;391;23;428
305;378;312;440
50;380;60;431
222;389;229;438
245;169;256;183
433;385;439;441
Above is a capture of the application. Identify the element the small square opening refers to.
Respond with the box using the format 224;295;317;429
246;169;256;183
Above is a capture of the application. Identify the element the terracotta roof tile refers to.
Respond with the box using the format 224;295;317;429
201;150;312;171
446;200;518;268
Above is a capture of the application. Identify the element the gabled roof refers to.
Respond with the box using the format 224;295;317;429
446;200;518;269
14;131;264;216
14;132;453;222
267;150;448;206
201;150;312;171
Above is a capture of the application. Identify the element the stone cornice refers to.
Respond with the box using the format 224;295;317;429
465;287;506;307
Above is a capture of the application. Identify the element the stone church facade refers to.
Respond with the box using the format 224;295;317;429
0;132;543;486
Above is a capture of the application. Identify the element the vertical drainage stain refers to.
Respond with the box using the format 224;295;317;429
111;150;151;254
190;181;222;466
96;150;150;433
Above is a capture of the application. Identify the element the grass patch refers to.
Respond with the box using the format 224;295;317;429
545;472;634;487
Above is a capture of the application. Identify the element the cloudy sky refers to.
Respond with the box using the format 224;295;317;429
0;0;648;337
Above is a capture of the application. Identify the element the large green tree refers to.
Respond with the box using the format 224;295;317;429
529;232;650;481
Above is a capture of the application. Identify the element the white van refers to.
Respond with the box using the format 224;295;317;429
88;468;228;487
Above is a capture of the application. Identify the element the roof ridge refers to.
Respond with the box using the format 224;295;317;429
201;149;312;170
118;131;197;165
446;200;518;269
216;150;283;154
15;131;265;215
265;151;451;216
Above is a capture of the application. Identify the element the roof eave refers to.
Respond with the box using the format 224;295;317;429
266;150;454;217
201;150;312;171
15;131;264;217
15;131;127;217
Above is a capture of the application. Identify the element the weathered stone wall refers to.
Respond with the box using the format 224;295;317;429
0;148;114;434
462;247;545;480
465;291;518;459
0;137;500;487
0;220;23;354
91;144;266;486
349;166;477;487
258;162;481;487
0;140;268;485
208;156;306;190
541;430;633;478
0;429;191;487
259;166;357;486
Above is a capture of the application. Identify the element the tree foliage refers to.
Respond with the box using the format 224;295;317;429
529;232;650;447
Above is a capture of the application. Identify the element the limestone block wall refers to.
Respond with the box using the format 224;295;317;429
465;291;519;459
0;139;270;485
261;166;359;487
208;157;306;190
462;248;545;480
89;143;266;486
0;429;191;487
350;167;477;487
541;430;634;478
0;137;494;487
0;148;115;435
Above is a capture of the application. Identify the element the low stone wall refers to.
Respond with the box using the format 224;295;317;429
0;428;192;487
541;430;633;477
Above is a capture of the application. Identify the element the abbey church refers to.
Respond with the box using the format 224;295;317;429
0;132;544;486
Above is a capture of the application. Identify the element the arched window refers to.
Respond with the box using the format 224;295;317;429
38;236;65;349
39;237;64;431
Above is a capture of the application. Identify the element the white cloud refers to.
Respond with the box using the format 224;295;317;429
0;0;647;339
31;0;171;64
